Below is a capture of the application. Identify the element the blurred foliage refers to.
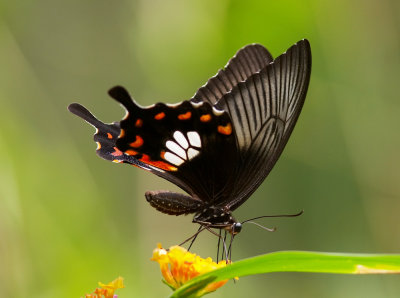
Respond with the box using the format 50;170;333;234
0;0;399;297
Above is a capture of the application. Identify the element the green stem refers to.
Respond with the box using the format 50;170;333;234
170;251;400;298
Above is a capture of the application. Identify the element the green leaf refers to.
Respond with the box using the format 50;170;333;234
170;251;400;298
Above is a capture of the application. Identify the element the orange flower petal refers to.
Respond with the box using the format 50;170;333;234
151;244;231;294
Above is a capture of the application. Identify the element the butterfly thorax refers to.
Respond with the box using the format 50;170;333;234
144;190;241;233
193;206;241;234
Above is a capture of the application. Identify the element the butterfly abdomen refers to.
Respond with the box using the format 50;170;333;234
145;190;204;216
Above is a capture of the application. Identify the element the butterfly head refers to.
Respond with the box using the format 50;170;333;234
228;222;242;235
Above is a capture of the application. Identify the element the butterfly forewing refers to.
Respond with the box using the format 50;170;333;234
192;44;273;105
68;103;162;171
214;40;311;210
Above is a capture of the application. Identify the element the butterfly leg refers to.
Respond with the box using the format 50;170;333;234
216;229;222;263
228;233;235;262
178;225;207;247
201;226;229;262
187;225;203;251
222;230;228;262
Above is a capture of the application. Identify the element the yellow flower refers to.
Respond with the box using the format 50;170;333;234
151;244;230;296
84;276;124;298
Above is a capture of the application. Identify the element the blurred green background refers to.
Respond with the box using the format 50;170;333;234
1;0;399;297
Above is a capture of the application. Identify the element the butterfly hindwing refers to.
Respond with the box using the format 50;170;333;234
108;86;239;202
68;103;155;170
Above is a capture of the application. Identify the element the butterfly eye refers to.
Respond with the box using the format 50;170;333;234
232;222;242;234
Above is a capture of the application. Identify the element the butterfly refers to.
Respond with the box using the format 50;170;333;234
69;39;311;244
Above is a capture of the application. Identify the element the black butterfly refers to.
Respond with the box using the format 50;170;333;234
69;39;311;244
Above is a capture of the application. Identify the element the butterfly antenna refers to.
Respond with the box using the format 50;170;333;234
244;221;276;232
241;210;304;224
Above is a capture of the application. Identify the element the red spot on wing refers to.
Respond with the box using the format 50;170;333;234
200;114;211;122
107;132;113;139
135;119;143;127
154;112;165;120
217;123;232;135
130;135;144;148
111;147;123;156
178;111;191;120
140;154;151;162
140;154;177;171
125;149;138;156
160;150;166;159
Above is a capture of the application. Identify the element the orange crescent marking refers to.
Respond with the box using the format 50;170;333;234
154;112;166;120
125;149;138;156
152;161;178;171
135;119;143;127
112;147;124;156
130;135;144;148
119;129;125;138
140;154;150;162
178;111;192;120
217;123;232;135
107;132;113;139
140;154;177;171
160;150;166;159
200;114;211;122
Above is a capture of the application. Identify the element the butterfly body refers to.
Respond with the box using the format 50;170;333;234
69;40;311;236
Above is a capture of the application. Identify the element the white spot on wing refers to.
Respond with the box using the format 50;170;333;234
141;103;155;109
166;101;183;107
122;110;129;120
164;152;185;166
147;165;164;172
166;141;187;160
212;106;224;116
187;148;199;159
187;131;201;148
173;131;189;149
190;101;203;108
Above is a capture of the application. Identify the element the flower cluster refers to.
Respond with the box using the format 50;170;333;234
151;244;229;295
84;276;124;298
